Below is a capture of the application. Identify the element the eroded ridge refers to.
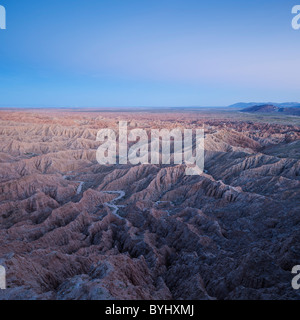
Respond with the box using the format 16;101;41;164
0;109;299;300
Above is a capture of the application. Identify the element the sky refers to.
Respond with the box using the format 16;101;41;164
0;0;299;107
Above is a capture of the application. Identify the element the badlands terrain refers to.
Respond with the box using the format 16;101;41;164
0;108;299;300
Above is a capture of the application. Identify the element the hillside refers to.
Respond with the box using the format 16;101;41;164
241;104;300;116
229;102;300;109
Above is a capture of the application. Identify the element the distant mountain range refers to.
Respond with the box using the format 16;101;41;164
240;104;300;116
228;102;300;109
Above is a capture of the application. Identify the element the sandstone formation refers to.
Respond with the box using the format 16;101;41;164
0;109;299;300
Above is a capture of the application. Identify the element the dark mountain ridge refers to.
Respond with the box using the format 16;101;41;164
229;102;300;109
240;104;300;116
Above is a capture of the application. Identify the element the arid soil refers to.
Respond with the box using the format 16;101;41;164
0;109;299;300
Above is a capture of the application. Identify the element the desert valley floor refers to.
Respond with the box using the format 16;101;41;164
0;109;299;300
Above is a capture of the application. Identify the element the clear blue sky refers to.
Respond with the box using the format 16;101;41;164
0;0;299;107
